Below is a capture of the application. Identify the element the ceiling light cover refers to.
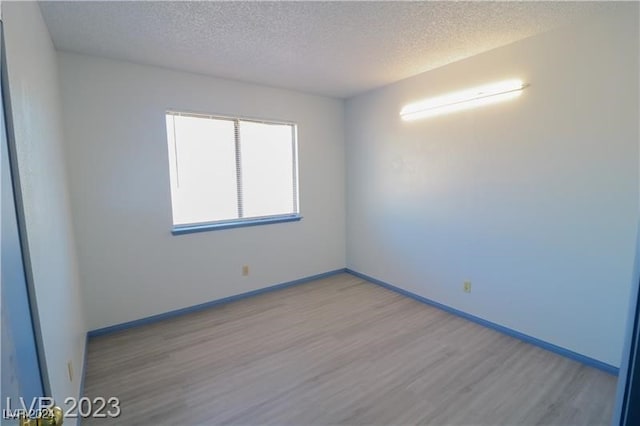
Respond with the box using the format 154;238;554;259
400;79;528;121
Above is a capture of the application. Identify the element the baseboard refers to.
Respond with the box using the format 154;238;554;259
346;268;619;376
79;333;88;396
76;333;89;426
83;265;617;393
87;268;347;338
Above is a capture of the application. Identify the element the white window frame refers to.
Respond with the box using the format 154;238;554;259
166;110;301;234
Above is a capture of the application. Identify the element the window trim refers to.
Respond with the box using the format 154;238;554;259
166;110;301;234
171;214;302;235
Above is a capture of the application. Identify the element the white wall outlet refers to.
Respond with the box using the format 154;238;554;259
463;281;472;293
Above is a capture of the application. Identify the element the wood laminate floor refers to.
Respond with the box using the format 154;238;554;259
82;273;617;425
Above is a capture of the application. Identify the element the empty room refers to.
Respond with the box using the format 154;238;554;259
1;1;639;425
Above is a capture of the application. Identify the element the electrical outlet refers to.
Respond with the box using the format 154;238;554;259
463;281;472;293
242;265;249;276
67;361;74;382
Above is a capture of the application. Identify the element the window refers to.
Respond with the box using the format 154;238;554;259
165;111;300;233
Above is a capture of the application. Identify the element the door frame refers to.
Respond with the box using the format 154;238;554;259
612;220;640;425
613;283;640;425
0;17;51;397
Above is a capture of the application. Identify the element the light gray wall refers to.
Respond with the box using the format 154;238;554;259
345;8;639;367
58;52;346;331
3;1;86;416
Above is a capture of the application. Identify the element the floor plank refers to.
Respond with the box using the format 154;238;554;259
82;273;617;425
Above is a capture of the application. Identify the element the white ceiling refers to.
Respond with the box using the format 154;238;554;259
40;1;625;98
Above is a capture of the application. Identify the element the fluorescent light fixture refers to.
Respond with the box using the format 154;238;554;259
400;79;529;121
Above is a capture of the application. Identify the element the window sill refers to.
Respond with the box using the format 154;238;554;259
171;215;302;235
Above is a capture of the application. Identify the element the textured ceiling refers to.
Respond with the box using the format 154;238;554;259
40;1;626;98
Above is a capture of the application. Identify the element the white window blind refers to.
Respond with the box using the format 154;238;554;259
165;111;299;229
